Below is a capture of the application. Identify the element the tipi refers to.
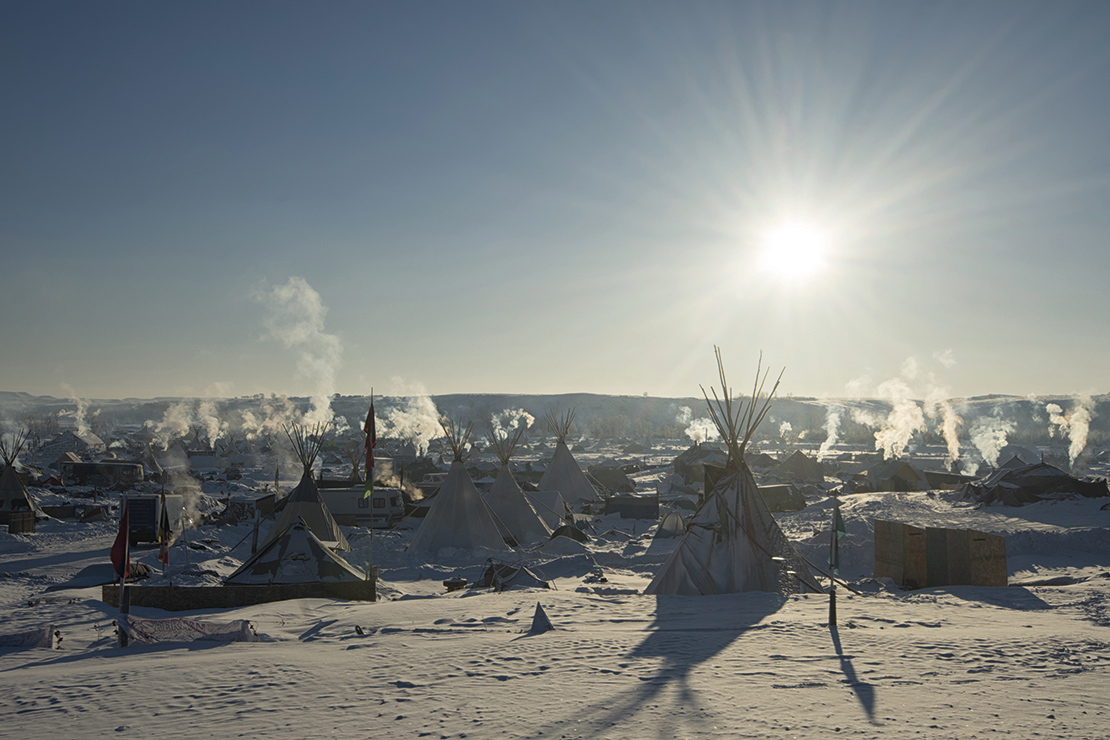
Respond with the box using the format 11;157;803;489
0;429;45;516
408;417;509;554
484;426;550;546
537;409;600;505
646;350;822;596
260;422;350;552
226;517;367;585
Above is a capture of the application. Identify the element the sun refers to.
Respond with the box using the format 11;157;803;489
760;222;828;280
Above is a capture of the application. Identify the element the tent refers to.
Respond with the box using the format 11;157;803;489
767;450;826;484
259;422;350;552
225;518;366;585
524;489;569;530
484;426;551;546
866;459;929;492
645;350;822;596
408;418;509;553
960;461;1108;506
538;410;600;504
0;429;45;516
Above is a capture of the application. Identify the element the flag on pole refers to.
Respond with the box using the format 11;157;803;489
158;492;172;568
110;502;131;582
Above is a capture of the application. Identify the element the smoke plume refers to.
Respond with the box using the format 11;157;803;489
817;405;843;461
968;413;1014;472
490;408;535;440
873;379;925;459
677;406;719;444
1046;398;1094;468
378;383;442;456
255;277;342;426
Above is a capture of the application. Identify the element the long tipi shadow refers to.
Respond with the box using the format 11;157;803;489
533;592;786;739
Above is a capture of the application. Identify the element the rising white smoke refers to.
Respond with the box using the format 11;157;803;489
490;408;535;440
62;383;92;438
378;383;442;456
873;379;925;460
255;277;342;426
817;405;843;461
924;388;962;467
778;421;793;439
1046;398;1094;468
968;413;1014;472
677;405;719;444
239;395;300;441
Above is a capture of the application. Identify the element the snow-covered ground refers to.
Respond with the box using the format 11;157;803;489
3;476;1110;738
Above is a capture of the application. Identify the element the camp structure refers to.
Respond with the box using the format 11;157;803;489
959;461;1109;506
873;519;1008;588
524;489;570;531
537;409;600;505
225;518;367;585
484;426;551;546
645;350;822;596
259;422;350;553
408;418;509;554
766;450;826;485
0;429;45;517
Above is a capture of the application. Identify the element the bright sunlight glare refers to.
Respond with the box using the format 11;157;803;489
761;222;828;280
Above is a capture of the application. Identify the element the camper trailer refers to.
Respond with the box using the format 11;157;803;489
318;487;405;528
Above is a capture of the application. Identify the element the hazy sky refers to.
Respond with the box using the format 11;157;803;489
2;2;1108;402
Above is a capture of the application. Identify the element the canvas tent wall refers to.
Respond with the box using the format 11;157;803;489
262;469;350;552
538;442;600;504
0;430;45;517
410;461;509;552
524;489;569;530
226;518;367;585
485;467;551;546
538;410;600;505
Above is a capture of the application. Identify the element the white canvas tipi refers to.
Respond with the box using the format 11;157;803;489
0;429;44;516
537;410;599;504
260;422;350;552
226;518;366;585
484;426;550;545
646;350;822;596
408;418;509;554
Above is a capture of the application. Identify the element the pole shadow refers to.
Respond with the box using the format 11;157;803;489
830;625;877;723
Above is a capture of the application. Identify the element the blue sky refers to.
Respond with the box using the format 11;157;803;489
2;1;1108;401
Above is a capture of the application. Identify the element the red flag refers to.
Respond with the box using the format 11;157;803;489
158;492;172;567
363;399;377;475
110;502;130;582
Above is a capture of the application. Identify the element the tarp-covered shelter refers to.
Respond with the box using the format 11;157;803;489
960;461;1109;506
646;351;822;596
766;450;826;484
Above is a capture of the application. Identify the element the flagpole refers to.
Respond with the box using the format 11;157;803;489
363;390;377;585
829;496;841;627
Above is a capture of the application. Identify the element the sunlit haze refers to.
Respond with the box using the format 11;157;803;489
2;2;1109;401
